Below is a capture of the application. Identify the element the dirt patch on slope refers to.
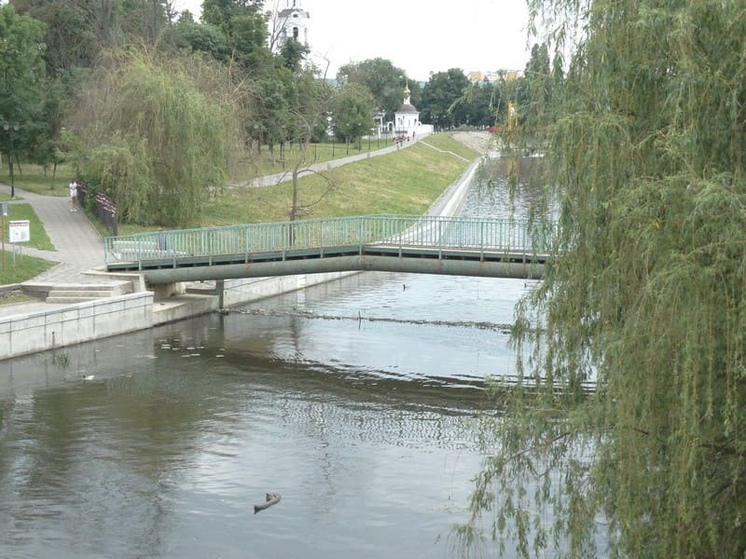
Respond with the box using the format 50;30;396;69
450;131;494;155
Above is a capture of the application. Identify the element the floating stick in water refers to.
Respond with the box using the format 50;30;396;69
254;493;281;514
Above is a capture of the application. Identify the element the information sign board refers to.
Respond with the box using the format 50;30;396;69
9;220;30;243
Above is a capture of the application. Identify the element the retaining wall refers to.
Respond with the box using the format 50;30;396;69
0;292;153;361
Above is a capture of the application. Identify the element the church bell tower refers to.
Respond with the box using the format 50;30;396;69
276;0;310;51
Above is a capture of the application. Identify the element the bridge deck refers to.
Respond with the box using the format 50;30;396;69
104;215;552;282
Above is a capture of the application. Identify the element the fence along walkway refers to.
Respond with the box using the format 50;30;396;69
104;214;553;282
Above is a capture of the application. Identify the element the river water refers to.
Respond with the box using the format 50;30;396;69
0;158;543;558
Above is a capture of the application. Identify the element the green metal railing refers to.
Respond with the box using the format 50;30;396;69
104;214;549;267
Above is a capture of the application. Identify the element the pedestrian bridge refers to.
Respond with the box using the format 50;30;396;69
104;215;552;284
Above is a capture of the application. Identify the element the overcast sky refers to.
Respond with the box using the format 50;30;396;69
172;0;532;81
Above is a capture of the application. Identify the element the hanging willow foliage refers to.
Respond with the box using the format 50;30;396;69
67;47;243;227
457;1;746;557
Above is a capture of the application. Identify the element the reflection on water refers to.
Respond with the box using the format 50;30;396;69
0;314;491;558
0;160;542;558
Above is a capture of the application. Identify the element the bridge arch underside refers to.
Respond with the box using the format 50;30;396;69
107;246;546;284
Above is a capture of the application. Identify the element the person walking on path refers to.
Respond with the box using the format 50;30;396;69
68;179;78;212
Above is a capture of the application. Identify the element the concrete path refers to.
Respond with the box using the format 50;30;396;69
0;183;105;284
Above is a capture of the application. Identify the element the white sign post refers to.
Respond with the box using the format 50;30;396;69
9;219;30;264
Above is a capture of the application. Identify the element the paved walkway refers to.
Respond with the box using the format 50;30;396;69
0;183;105;284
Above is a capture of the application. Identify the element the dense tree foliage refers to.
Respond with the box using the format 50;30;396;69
419;69;470;129
332;84;374;147
279;37;309;74
11;0;101;75
201;0;271;71
337;58;415;121
0;4;46;174
0;5;46;121
460;1;746;557
66;49;242;227
165;19;229;59
452;81;501;128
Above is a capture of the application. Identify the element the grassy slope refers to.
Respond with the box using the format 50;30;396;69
200;133;478;227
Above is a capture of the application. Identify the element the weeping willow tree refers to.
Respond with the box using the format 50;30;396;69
66;47;243;227
457;1;746;557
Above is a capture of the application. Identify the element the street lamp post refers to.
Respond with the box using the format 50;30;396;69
3;122;19;199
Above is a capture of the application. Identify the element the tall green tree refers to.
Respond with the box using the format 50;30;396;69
202;0;264;26
201;0;270;71
518;43;553;131
419;68;469;129
279;37;308;74
66;48;243;227
0;4;46;180
332;83;374;148
0;4;46;121
452;82;499;128
460;1;746;557
337;58;414;121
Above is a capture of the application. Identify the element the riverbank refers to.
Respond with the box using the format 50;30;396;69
0;133;489;361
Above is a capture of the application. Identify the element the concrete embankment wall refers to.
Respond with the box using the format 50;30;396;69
220;271;355;308
0;292;153;360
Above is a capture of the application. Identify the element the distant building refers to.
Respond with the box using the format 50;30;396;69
393;84;420;138
388;84;433;139
467;70;524;83
467;71;486;83
275;0;310;51
502;70;523;82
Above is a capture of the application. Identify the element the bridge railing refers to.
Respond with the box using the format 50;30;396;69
104;215;546;266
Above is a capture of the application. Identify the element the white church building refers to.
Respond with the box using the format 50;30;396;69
275;0;310;49
391;84;432;139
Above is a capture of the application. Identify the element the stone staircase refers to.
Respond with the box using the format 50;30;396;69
45;281;133;304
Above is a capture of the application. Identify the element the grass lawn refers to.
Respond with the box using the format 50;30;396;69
0;164;72;197
0;291;40;305
1;203;55;250
0;251;57;285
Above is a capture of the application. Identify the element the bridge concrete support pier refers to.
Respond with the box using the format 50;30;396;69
216;280;224;308
150;281;186;301
185;280;226;308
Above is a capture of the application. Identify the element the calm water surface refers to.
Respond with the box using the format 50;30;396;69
0;162;541;558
